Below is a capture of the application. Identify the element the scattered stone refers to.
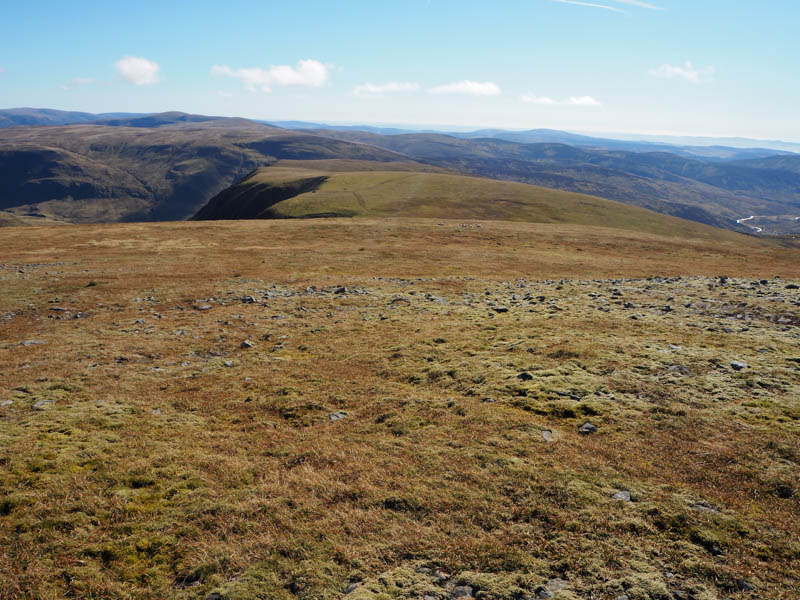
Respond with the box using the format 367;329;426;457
33;399;53;410
492;306;509;313
546;579;571;592
240;340;255;349
691;502;720;514
541;429;553;442
1;400;13;408
205;594;223;600
730;361;749;371
434;569;450;582
194;304;213;311
517;371;534;381
344;582;361;594
151;408;162;416
536;589;554;599
329;411;348;422
785;283;799;290
223;360;234;368
333;286;347;294
481;397;496;403
242;295;258;303
578;422;598;435
736;579;755;592
451;586;473;599
612;490;632;502
19;340;47;346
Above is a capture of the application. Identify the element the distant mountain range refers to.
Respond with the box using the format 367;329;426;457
1;109;799;232
2;108;797;159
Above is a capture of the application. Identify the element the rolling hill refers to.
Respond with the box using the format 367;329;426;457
193;164;751;242
0;116;412;223
2;110;799;231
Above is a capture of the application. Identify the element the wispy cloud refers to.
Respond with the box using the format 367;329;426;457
115;56;160;85
428;80;501;97
649;61;714;83
553;0;663;12
60;77;95;91
521;93;557;105
611;0;663;9
0;66;5;74
217;90;233;98
552;1;625;14
211;59;329;92
354;81;420;96
522;93;601;106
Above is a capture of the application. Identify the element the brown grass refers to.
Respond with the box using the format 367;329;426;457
0;219;798;600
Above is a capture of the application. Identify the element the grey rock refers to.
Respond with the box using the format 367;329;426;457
452;586;473;599
333;286;347;294
241;340;255;349
612;490;632;502
223;360;234;368
329;411;348;422
481;397;496;403
546;579;570;592
242;295;258;303
517;371;534;381
785;283;799;290
1;400;13;408
541;429;553;442
194;304;213;311
33;399;53;410
425;596;439;600
691;502;720;514
344;582;361;594
492;306;509;313
730;361;749;371
736;579;755;592
616;596;630;600
536;589;554;599
578;422;598;435
205;594;223;600
19;340;47;346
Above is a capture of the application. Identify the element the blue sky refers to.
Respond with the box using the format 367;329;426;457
1;0;798;140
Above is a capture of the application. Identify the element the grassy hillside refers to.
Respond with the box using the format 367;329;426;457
0;219;798;599
194;165;751;242
306;130;800;228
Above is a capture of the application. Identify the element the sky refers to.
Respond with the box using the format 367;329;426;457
1;0;798;141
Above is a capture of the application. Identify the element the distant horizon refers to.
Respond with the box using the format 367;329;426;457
5;105;800;149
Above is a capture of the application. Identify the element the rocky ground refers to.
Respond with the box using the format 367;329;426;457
0;220;798;600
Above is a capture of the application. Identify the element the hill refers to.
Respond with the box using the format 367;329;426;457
193;165;750;242
0;107;144;128
1;219;798;599
0;120;412;223
303;129;800;229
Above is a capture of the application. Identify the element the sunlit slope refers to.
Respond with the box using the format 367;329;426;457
194;165;750;241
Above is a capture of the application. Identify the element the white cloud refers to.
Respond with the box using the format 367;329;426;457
428;80;501;96
553;1;625;13
115;56;160;85
217;90;233;98
521;93;556;105
0;66;5;74
354;81;420;96
211;59;329;92
649;61;713;83
522;93;601;106
567;95;601;106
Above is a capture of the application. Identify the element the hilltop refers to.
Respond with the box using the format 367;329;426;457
1;218;798;599
192;164;749;243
